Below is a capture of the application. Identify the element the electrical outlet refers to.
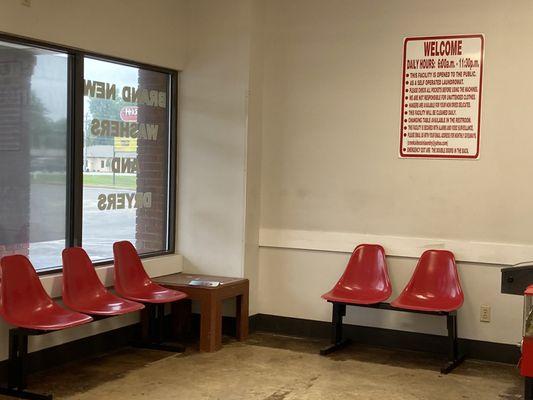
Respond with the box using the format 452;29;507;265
21;0;31;7
480;305;491;322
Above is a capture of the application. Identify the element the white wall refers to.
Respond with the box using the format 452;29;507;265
243;0;266;315
256;0;533;345
259;0;533;243
0;0;187;70
178;0;253;279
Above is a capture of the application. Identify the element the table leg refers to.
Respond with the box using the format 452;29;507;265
200;294;222;352
236;292;249;341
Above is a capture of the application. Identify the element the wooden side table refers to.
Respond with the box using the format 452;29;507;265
153;273;249;352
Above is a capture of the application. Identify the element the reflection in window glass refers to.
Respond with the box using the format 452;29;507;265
0;41;68;271
82;57;170;261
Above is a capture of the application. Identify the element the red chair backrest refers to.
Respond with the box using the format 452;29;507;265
403;250;463;306
335;244;392;294
62;247;107;305
0;255;54;319
113;241;151;294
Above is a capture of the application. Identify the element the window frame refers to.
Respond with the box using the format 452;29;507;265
0;31;178;274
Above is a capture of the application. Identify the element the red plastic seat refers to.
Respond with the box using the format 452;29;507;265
113;241;187;303
391;250;464;312
62;247;145;316
322;244;392;305
0;255;92;331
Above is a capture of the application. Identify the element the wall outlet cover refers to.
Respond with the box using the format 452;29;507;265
480;305;491;323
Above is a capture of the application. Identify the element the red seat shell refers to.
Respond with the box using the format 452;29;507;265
0;255;92;331
322;244;392;305
391;250;464;312
62;247;145;316
113;241;187;304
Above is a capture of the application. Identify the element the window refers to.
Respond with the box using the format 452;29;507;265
82;58;172;261
0;41;68;269
0;35;177;272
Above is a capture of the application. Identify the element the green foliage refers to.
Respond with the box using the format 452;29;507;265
88;96;127;120
85;96;128;146
29;92;67;150
31;173;136;190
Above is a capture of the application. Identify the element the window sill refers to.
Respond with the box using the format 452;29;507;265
39;253;183;298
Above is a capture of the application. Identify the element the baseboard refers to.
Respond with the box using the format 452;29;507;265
0;312;518;383
0;314;256;382
251;313;521;365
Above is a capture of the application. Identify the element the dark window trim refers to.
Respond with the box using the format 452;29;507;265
0;31;179;274
0;31;177;74
37;251;174;276
71;54;84;249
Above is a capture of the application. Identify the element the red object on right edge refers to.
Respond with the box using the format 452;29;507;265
113;241;187;303
391;249;464;312
520;285;533;378
521;336;533;377
322;244;392;305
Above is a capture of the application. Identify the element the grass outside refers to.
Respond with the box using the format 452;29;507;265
83;174;136;190
31;172;137;190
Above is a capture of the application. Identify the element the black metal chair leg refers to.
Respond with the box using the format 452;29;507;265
1;329;53;400
320;303;351;355
157;304;165;343
441;312;465;374
333;303;345;343
8;329;18;389
18;332;28;390
525;377;533;400
148;304;156;343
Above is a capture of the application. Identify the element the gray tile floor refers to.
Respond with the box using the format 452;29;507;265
4;332;523;400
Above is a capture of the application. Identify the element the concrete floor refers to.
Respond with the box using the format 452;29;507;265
2;332;523;400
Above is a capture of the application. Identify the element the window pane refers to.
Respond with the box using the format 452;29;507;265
0;41;68;271
82;57;170;261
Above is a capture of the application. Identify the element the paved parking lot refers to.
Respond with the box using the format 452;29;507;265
29;184;135;269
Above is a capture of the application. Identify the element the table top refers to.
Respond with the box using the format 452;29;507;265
153;273;248;289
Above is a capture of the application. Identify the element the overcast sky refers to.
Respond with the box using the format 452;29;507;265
31;54;139;121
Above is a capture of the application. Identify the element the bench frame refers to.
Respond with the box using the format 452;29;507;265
0;304;184;400
320;301;465;374
0;328;52;400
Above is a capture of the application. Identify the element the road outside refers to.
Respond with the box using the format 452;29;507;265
29;182;135;271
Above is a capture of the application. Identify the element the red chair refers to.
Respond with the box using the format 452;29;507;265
391;249;465;373
320;244;391;355
113;241;187;351
62;247;144;316
320;247;465;374
391;249;463;312
0;255;92;399
322;244;391;305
